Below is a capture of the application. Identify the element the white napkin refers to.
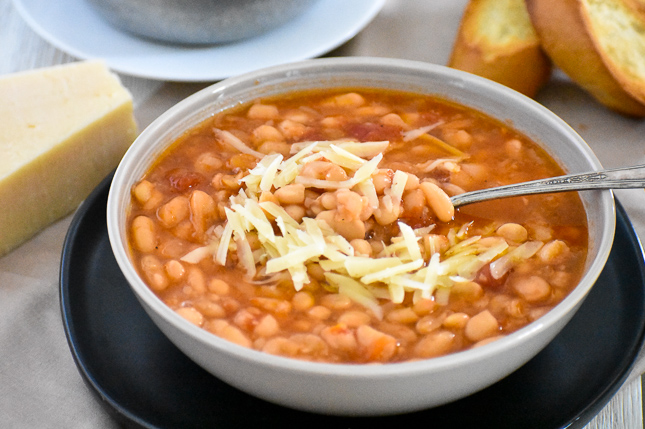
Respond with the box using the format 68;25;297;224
0;216;120;428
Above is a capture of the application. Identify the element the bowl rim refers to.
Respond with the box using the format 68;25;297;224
107;56;616;378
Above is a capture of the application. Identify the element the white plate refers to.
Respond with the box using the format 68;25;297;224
11;0;386;82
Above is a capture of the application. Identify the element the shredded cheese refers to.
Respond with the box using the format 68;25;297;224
259;154;283;192
489;241;543;279
290;140;389;158
402;122;444;141
213;128;265;158
398;222;422;261
180;245;213;264
185;139;545;318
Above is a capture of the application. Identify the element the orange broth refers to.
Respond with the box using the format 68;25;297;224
127;88;588;364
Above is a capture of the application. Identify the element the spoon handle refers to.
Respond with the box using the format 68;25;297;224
450;164;645;208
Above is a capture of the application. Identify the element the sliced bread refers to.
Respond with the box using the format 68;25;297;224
448;0;552;98
525;0;645;116
622;0;645;18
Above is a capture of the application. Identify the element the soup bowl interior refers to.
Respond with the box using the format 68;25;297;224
107;57;615;416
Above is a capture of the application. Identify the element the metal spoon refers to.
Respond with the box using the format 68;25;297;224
450;164;645;208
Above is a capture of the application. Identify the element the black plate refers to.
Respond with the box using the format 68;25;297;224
60;173;645;429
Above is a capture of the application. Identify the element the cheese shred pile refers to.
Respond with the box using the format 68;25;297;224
180;140;542;319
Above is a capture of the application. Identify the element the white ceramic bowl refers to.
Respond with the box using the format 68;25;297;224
107;57;615;416
87;0;318;45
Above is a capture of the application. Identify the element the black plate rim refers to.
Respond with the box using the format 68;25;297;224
60;173;152;428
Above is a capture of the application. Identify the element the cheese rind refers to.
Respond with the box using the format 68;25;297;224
0;61;137;256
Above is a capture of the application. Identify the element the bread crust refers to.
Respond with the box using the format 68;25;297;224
525;0;645;116
621;0;645;18
449;0;551;97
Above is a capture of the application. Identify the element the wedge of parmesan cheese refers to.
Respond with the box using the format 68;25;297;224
0;61;137;256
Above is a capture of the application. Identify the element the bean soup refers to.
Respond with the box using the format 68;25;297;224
127;88;588;364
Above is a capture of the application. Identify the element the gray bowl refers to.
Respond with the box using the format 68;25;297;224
86;0;318;45
107;57;615;416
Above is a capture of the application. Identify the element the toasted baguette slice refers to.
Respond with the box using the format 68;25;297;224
448;0;552;97
622;0;645;18
526;0;645;116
